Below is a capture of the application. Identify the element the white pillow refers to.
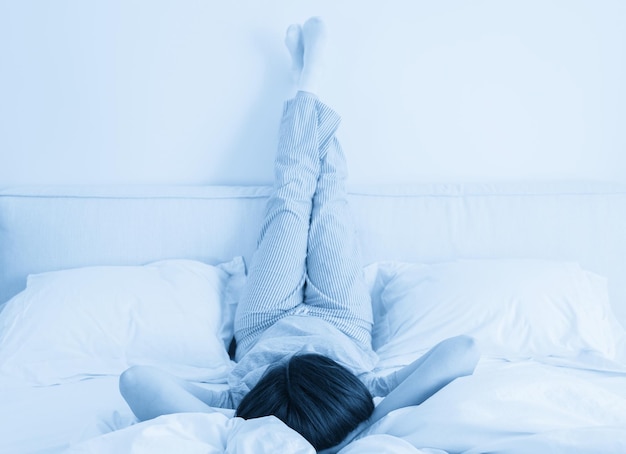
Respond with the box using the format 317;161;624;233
0;258;246;385
365;259;624;368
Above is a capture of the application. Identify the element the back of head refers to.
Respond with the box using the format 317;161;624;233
236;353;374;451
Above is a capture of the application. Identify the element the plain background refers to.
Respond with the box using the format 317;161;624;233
1;0;624;186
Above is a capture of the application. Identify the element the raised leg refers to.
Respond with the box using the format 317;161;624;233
234;17;350;357
234;92;319;358
304;127;374;348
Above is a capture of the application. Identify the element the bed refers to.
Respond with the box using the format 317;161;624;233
1;182;626;453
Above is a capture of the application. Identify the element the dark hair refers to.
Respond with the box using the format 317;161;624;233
235;353;374;451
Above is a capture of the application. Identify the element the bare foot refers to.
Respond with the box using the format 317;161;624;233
299;17;327;95
285;24;303;74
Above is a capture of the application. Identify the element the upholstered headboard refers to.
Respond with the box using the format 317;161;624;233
1;182;625;329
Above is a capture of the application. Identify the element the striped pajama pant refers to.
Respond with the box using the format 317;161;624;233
234;91;374;358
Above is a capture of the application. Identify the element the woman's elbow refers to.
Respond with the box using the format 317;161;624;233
119;365;143;397
446;335;481;377
119;365;155;408
459;335;481;375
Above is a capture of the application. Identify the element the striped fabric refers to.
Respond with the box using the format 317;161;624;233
234;91;374;357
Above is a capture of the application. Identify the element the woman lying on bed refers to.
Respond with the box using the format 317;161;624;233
119;17;480;453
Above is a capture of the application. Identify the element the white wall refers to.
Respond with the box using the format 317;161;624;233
1;0;624;186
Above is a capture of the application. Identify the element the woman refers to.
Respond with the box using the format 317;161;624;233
120;17;480;453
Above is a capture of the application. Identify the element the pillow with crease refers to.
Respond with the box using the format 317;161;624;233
0;257;245;386
364;259;625;369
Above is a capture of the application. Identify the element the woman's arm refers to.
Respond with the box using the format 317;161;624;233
322;335;480;454
371;334;480;423
119;365;225;421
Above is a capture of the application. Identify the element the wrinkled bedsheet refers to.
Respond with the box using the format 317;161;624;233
66;360;626;453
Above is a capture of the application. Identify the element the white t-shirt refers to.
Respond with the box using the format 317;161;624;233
209;315;395;409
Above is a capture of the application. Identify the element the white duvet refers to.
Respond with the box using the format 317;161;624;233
67;360;626;454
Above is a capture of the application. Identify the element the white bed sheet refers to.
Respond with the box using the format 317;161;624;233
0;376;132;454
361;359;626;453
57;359;626;454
